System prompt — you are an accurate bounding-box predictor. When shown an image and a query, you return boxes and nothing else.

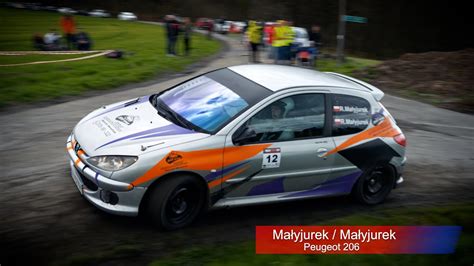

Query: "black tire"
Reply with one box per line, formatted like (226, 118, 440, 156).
(147, 174, 206, 230)
(352, 164, 396, 205)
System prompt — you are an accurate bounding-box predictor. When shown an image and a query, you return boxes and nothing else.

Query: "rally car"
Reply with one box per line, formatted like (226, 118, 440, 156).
(67, 65, 406, 230)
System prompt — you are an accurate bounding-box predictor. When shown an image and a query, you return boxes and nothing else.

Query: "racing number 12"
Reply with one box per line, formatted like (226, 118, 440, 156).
(262, 148, 281, 169)
(266, 154, 278, 163)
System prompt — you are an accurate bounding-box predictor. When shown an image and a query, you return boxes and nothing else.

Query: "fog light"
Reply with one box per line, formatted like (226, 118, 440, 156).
(100, 190, 119, 205)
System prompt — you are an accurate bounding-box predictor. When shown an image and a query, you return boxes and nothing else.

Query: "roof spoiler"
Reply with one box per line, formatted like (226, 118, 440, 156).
(324, 72, 385, 101)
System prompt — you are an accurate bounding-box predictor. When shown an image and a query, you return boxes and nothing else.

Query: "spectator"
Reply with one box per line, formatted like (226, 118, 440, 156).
(247, 20, 262, 63)
(60, 14, 76, 50)
(273, 20, 294, 64)
(75, 30, 92, 50)
(164, 15, 172, 55)
(264, 22, 275, 48)
(165, 15, 179, 56)
(309, 25, 322, 50)
(32, 33, 45, 50)
(270, 20, 282, 61)
(182, 17, 192, 56)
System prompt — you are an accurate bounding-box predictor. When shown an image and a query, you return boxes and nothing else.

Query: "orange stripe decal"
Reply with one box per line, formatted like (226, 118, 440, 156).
(77, 150, 85, 156)
(74, 158, 81, 166)
(326, 117, 401, 156)
(130, 144, 270, 187)
(208, 166, 250, 189)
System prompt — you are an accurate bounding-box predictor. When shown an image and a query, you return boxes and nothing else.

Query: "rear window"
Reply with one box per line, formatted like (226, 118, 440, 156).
(332, 94, 371, 136)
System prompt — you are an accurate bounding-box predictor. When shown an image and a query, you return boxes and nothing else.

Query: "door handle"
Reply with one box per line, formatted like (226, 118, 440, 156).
(316, 148, 328, 158)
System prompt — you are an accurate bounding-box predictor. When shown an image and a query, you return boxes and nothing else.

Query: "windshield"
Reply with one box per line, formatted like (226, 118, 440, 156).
(158, 76, 249, 133)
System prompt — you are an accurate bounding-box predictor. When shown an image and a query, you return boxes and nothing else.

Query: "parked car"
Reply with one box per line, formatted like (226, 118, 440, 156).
(67, 65, 406, 230)
(76, 9, 90, 16)
(196, 17, 212, 29)
(42, 5, 57, 12)
(231, 21, 247, 33)
(24, 2, 41, 10)
(58, 7, 77, 14)
(213, 19, 230, 34)
(89, 9, 110, 18)
(118, 12, 137, 21)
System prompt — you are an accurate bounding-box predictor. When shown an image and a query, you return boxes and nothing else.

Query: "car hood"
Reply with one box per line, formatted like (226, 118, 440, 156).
(73, 96, 209, 156)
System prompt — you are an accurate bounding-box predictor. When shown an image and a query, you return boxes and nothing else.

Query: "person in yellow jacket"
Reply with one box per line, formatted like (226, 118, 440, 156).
(247, 20, 262, 63)
(272, 20, 294, 64)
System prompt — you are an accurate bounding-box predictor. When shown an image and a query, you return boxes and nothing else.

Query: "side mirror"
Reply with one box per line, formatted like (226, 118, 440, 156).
(232, 127, 257, 145)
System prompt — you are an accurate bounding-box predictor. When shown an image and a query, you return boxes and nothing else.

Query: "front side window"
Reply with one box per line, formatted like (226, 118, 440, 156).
(238, 93, 326, 143)
(332, 94, 371, 136)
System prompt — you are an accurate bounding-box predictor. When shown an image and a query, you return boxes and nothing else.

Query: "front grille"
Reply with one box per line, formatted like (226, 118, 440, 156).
(78, 170, 98, 191)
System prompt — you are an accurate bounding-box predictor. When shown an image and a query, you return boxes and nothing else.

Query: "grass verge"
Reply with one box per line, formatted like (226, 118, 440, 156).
(315, 56, 381, 76)
(0, 7, 221, 108)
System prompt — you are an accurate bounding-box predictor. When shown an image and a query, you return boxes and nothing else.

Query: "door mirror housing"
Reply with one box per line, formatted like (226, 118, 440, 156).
(232, 126, 257, 145)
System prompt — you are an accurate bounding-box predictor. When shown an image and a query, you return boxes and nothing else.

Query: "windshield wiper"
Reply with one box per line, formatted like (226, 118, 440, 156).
(152, 94, 188, 128)
(156, 103, 188, 128)
(153, 96, 210, 134)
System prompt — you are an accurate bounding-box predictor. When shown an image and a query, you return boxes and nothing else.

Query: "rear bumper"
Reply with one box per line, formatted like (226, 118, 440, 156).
(67, 134, 145, 216)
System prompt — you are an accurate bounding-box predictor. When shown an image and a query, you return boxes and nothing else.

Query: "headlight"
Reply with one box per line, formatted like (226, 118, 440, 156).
(87, 156, 138, 171)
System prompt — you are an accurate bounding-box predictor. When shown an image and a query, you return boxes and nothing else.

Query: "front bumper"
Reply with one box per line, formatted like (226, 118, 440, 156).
(67, 134, 146, 216)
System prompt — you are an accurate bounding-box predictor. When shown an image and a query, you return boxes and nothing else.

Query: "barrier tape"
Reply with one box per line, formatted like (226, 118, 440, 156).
(0, 50, 106, 55)
(0, 50, 114, 67)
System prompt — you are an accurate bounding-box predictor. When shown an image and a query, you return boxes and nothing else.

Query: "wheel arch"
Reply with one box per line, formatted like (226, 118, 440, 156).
(351, 162, 398, 192)
(138, 170, 210, 215)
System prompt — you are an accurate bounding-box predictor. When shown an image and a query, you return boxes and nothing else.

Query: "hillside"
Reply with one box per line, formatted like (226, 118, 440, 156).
(354, 49, 474, 113)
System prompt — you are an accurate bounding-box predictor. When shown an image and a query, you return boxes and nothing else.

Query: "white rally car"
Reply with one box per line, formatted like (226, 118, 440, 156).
(67, 65, 406, 230)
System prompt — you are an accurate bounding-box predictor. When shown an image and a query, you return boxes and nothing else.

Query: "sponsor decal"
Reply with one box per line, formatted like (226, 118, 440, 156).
(325, 116, 401, 156)
(94, 116, 125, 137)
(130, 144, 271, 188)
(334, 118, 369, 127)
(166, 151, 183, 164)
(333, 106, 369, 114)
(115, 115, 139, 125)
(372, 112, 385, 126)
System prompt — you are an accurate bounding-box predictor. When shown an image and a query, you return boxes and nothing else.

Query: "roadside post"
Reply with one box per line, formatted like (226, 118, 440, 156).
(336, 0, 346, 65)
(336, 0, 368, 65)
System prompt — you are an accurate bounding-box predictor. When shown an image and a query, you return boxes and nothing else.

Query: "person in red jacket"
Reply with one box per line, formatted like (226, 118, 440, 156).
(60, 14, 76, 50)
(264, 23, 275, 46)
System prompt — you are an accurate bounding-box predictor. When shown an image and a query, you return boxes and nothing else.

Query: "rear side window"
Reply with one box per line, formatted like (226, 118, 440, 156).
(332, 94, 371, 136)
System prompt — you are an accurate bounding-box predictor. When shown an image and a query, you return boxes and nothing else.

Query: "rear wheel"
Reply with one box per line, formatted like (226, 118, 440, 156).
(147, 175, 206, 230)
(352, 165, 396, 205)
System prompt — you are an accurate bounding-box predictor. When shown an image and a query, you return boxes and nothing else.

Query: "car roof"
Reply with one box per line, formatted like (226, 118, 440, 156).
(227, 64, 384, 100)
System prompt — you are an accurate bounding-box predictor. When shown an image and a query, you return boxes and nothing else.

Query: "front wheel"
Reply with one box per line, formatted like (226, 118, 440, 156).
(352, 165, 396, 205)
(147, 175, 206, 230)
